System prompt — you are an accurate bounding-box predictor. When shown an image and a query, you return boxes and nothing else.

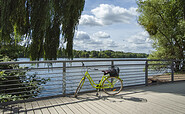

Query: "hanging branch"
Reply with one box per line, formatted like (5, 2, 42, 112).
(61, 0, 85, 59)
(0, 0, 85, 60)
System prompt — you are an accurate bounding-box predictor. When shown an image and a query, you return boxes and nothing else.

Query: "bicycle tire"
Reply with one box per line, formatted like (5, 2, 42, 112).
(74, 77, 85, 97)
(102, 76, 123, 95)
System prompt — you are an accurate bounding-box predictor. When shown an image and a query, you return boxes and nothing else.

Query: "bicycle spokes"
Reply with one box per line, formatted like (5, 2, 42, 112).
(102, 77, 123, 95)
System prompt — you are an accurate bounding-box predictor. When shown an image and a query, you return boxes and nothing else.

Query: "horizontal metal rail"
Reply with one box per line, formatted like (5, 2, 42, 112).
(0, 59, 179, 65)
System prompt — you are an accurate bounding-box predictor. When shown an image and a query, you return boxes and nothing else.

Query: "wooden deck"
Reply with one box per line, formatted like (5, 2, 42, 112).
(1, 81, 185, 114)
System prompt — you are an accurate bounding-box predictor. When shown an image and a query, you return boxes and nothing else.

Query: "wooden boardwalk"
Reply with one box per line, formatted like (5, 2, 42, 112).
(1, 82, 185, 114)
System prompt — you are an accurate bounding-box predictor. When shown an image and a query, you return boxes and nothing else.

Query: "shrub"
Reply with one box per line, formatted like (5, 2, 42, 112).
(0, 55, 50, 103)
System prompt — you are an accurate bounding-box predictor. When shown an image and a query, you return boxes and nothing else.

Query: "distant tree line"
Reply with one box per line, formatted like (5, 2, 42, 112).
(0, 45, 148, 59)
(58, 49, 148, 58)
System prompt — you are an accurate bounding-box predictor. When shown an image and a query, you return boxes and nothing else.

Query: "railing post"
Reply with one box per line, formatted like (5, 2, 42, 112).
(145, 61, 148, 86)
(111, 60, 114, 68)
(171, 61, 174, 82)
(62, 62, 66, 95)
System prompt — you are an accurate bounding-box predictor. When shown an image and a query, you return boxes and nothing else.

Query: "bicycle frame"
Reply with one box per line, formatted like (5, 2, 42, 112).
(82, 70, 109, 89)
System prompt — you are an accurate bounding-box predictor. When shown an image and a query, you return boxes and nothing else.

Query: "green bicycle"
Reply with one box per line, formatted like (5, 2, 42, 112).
(74, 63, 123, 97)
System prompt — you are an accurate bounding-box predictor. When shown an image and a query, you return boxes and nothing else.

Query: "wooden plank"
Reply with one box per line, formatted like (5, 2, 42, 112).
(90, 95, 128, 114)
(59, 97, 81, 114)
(74, 97, 100, 114)
(78, 94, 107, 114)
(162, 94, 185, 104)
(86, 92, 146, 114)
(77, 94, 104, 114)
(25, 102, 34, 114)
(48, 98, 66, 114)
(53, 97, 74, 114)
(18, 103, 27, 114)
(41, 99, 58, 114)
(151, 92, 185, 105)
(31, 101, 43, 114)
(93, 99, 121, 114)
(117, 90, 170, 114)
(37, 100, 51, 114)
(67, 96, 91, 114)
(0, 105, 3, 114)
(11, 104, 19, 114)
(121, 96, 164, 114)
(2, 105, 12, 114)
(94, 92, 136, 114)
(96, 95, 139, 114)
(99, 99, 130, 114)
(123, 91, 180, 113)
(83, 94, 113, 113)
(71, 95, 100, 113)
(145, 92, 185, 113)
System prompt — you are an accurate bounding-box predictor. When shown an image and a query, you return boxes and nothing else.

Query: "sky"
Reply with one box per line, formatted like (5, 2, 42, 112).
(73, 0, 154, 54)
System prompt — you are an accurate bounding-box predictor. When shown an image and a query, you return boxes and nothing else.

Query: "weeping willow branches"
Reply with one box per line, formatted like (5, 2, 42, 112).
(0, 0, 85, 60)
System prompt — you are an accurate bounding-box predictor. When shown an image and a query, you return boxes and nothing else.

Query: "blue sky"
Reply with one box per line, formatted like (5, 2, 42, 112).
(73, 0, 154, 54)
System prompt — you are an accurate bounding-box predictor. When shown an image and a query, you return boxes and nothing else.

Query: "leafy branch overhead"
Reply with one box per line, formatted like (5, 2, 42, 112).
(137, 0, 185, 60)
(0, 0, 85, 60)
(137, 0, 185, 71)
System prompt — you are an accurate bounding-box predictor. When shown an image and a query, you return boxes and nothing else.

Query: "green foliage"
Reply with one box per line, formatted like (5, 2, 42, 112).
(0, 94, 23, 103)
(19, 47, 148, 58)
(137, 0, 185, 60)
(62, 0, 85, 59)
(0, 0, 85, 60)
(0, 44, 24, 60)
(58, 50, 148, 58)
(137, 0, 185, 71)
(0, 55, 50, 103)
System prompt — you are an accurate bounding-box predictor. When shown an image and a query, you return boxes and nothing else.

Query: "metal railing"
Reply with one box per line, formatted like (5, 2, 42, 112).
(0, 59, 185, 103)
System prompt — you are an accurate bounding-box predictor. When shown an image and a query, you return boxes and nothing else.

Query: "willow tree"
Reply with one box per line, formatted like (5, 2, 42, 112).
(0, 0, 85, 60)
(137, 0, 185, 71)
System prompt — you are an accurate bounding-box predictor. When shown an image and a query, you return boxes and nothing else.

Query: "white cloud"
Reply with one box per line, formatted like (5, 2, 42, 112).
(75, 31, 90, 40)
(79, 4, 138, 26)
(91, 4, 137, 25)
(79, 15, 102, 26)
(74, 31, 153, 53)
(93, 31, 110, 38)
(123, 31, 154, 53)
(127, 31, 150, 44)
(74, 30, 154, 53)
(74, 31, 120, 51)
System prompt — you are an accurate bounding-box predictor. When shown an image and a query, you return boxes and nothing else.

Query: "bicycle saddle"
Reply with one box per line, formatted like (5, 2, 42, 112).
(102, 70, 111, 75)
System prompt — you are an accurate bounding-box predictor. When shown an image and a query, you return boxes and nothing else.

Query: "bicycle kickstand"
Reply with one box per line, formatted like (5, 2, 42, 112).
(96, 88, 99, 96)
(96, 80, 103, 98)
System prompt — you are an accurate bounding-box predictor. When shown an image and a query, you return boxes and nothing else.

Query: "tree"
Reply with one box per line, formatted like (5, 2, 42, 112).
(0, 0, 85, 60)
(137, 0, 185, 71)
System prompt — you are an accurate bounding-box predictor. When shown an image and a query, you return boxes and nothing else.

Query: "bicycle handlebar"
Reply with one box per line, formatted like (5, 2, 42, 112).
(81, 62, 99, 71)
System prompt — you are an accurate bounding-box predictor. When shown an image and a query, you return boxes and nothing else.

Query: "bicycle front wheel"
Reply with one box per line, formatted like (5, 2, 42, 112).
(102, 77, 123, 95)
(74, 77, 85, 97)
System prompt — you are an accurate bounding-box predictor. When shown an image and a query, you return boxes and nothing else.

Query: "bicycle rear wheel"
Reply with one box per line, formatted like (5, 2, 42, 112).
(74, 77, 85, 97)
(102, 77, 123, 95)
